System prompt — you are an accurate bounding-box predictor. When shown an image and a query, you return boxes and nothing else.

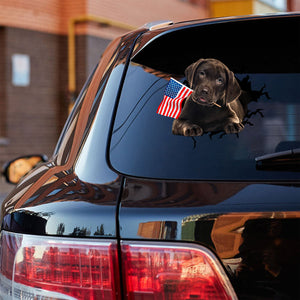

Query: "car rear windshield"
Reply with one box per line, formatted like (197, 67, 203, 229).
(109, 16, 300, 180)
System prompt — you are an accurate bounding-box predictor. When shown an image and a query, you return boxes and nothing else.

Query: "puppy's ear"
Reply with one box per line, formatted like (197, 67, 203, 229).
(185, 58, 205, 88)
(225, 70, 241, 103)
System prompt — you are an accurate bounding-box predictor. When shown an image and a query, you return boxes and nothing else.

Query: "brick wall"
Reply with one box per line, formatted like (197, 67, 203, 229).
(0, 0, 207, 36)
(291, 0, 300, 10)
(0, 28, 6, 140)
(85, 0, 207, 27)
(76, 35, 111, 96)
(0, 27, 66, 163)
(0, 0, 62, 34)
(0, 26, 126, 166)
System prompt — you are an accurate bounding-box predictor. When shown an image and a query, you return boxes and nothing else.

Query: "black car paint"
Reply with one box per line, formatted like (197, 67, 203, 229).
(1, 14, 300, 299)
(2, 174, 300, 298)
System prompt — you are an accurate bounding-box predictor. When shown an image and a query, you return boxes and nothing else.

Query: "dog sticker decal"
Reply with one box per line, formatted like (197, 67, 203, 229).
(157, 58, 253, 137)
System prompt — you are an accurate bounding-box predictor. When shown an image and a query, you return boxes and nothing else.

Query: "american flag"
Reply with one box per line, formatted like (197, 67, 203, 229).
(157, 78, 193, 119)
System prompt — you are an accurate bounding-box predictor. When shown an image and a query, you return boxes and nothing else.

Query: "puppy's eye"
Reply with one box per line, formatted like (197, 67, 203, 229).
(199, 71, 205, 77)
(216, 77, 224, 84)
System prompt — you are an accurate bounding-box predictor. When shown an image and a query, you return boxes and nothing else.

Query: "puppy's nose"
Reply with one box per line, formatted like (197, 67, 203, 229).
(202, 88, 209, 94)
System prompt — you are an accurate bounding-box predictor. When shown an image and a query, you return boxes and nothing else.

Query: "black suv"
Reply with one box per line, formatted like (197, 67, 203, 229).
(1, 14, 300, 300)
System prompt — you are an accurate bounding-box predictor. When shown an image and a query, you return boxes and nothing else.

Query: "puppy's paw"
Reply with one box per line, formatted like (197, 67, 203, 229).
(224, 122, 244, 134)
(172, 120, 203, 136)
(182, 124, 203, 136)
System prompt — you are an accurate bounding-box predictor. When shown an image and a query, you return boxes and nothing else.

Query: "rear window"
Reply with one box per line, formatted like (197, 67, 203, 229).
(109, 16, 300, 180)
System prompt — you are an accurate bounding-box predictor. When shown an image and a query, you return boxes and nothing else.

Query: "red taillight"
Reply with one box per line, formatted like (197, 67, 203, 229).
(121, 242, 237, 300)
(0, 231, 121, 300)
(0, 232, 236, 300)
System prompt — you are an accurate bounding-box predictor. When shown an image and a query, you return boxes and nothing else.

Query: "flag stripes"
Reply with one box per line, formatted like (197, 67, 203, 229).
(157, 78, 193, 119)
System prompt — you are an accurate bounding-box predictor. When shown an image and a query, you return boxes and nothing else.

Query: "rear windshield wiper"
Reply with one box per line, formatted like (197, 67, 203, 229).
(255, 148, 300, 171)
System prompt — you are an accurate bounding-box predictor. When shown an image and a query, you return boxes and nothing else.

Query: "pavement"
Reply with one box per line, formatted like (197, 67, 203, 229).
(0, 178, 14, 206)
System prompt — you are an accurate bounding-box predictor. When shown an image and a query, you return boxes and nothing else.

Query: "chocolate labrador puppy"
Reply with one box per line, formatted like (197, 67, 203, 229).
(172, 58, 245, 136)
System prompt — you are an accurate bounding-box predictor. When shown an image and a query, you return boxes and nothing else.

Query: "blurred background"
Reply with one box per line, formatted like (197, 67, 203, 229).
(0, 0, 299, 197)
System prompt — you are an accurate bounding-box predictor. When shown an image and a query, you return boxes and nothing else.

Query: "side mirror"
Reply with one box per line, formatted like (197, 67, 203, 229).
(2, 154, 48, 184)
